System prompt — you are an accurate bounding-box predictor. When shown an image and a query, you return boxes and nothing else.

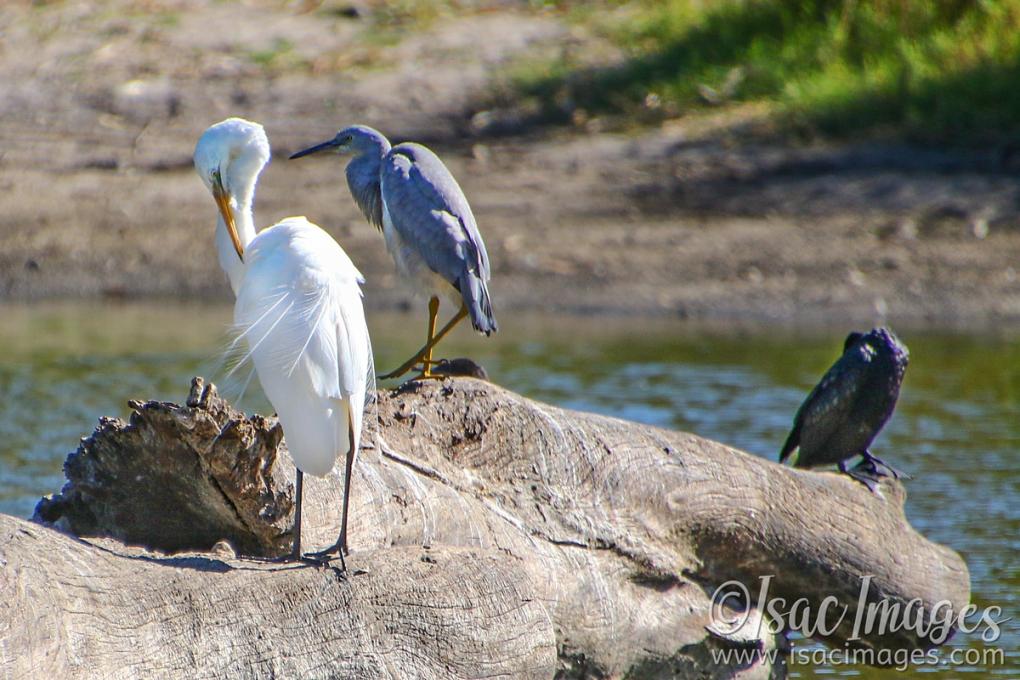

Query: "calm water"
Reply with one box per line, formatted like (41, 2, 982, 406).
(0, 303, 1016, 677)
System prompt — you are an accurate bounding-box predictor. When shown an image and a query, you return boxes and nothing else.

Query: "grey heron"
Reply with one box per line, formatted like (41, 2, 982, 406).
(290, 125, 496, 379)
(779, 327, 909, 491)
(195, 118, 374, 565)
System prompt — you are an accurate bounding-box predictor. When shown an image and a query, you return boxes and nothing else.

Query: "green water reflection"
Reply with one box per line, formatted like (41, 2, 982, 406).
(0, 302, 1016, 678)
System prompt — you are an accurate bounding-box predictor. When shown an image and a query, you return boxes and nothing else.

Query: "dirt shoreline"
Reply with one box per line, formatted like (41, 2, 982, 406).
(1, 1, 1018, 325)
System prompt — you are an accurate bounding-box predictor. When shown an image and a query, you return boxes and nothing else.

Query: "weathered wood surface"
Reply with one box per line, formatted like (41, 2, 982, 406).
(0, 524, 555, 679)
(5, 377, 970, 679)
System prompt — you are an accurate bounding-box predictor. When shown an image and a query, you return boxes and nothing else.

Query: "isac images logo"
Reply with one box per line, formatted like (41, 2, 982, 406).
(707, 575, 1010, 671)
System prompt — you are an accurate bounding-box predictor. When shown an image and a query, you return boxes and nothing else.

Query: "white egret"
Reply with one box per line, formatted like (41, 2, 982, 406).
(194, 118, 373, 565)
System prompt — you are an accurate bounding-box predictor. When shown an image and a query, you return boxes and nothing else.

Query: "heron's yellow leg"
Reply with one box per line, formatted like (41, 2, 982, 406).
(421, 297, 441, 378)
(380, 303, 469, 380)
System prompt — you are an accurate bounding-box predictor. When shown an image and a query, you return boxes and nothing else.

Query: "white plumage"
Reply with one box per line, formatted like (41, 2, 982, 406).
(194, 118, 372, 561)
(235, 217, 370, 475)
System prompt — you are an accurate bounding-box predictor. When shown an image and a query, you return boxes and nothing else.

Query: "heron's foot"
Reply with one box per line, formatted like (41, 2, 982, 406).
(382, 305, 469, 379)
(410, 370, 449, 381)
(429, 357, 489, 380)
(412, 358, 464, 381)
(380, 355, 437, 380)
(379, 366, 409, 380)
(859, 451, 911, 480)
(838, 461, 881, 493)
(382, 356, 446, 381)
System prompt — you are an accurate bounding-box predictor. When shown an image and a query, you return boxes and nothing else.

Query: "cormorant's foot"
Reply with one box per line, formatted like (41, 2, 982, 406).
(839, 460, 881, 493)
(852, 459, 878, 477)
(860, 452, 911, 480)
(843, 467, 881, 493)
(888, 466, 911, 480)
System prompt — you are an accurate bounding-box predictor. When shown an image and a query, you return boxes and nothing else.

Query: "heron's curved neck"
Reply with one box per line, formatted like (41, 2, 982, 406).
(215, 191, 257, 296)
(347, 144, 389, 231)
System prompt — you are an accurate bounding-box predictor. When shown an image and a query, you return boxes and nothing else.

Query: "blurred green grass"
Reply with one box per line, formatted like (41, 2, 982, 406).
(498, 0, 1020, 144)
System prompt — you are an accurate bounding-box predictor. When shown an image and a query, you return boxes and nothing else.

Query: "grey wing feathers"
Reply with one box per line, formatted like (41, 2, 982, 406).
(382, 144, 497, 334)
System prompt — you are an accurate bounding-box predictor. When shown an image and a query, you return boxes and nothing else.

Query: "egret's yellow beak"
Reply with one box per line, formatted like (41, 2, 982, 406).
(212, 174, 244, 261)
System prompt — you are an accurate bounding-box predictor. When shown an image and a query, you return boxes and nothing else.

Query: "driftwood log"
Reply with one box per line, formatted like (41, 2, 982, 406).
(5, 377, 969, 678)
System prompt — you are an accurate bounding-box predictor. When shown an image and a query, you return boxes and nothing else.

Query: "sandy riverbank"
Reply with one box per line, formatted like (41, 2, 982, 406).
(2, 1, 1017, 325)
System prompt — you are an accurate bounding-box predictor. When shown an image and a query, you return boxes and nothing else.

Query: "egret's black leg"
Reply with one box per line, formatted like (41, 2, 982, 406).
(291, 469, 304, 560)
(860, 450, 910, 480)
(305, 424, 356, 573)
(334, 425, 356, 572)
(839, 460, 879, 493)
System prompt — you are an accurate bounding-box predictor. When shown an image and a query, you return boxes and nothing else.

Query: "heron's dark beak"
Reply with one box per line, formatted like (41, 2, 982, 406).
(289, 138, 340, 160)
(212, 174, 244, 261)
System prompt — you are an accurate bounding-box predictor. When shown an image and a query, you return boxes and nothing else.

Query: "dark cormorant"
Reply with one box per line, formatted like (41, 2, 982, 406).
(779, 327, 909, 491)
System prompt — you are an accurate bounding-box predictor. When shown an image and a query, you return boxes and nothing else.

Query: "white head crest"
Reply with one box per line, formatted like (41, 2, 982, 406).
(193, 117, 271, 200)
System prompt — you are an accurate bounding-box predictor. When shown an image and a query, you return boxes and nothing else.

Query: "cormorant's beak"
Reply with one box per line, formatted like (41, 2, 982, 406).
(289, 137, 341, 160)
(212, 173, 244, 261)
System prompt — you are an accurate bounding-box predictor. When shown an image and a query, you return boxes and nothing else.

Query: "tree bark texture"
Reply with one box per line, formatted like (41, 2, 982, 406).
(4, 376, 969, 679)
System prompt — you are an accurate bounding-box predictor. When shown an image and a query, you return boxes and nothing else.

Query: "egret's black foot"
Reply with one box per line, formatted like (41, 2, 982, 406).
(304, 542, 348, 572)
(298, 553, 344, 570)
(254, 551, 302, 564)
(259, 547, 326, 565)
(839, 461, 881, 493)
(860, 451, 911, 480)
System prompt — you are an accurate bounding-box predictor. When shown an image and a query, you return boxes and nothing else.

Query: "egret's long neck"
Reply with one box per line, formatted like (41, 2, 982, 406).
(216, 188, 258, 296)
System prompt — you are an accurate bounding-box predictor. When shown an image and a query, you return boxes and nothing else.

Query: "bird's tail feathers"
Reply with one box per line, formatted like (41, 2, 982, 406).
(778, 423, 801, 465)
(461, 272, 497, 336)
